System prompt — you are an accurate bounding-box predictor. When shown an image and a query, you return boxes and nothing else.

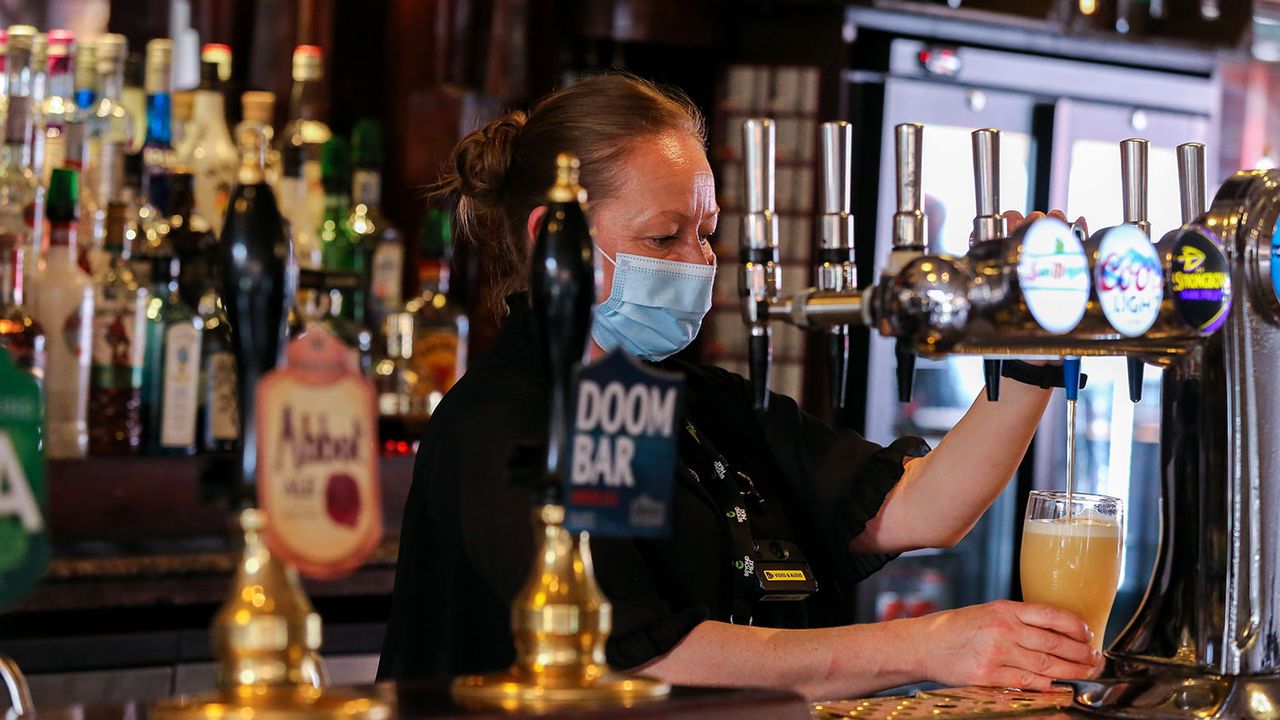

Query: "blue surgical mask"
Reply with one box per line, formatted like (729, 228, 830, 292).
(591, 249, 716, 361)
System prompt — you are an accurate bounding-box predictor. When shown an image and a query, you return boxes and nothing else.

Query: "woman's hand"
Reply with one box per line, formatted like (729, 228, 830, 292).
(905, 600, 1103, 691)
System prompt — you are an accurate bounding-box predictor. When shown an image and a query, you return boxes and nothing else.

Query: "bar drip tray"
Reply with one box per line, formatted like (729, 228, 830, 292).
(1061, 673, 1280, 719)
(812, 686, 1072, 718)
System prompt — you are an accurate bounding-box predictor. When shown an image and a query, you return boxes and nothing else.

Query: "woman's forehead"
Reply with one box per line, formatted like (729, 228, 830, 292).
(608, 132, 717, 219)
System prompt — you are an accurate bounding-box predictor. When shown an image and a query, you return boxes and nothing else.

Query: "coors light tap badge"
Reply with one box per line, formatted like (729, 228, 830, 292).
(0, 347, 49, 608)
(256, 325, 382, 578)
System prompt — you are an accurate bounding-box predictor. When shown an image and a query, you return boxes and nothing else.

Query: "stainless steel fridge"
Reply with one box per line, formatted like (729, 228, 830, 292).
(846, 36, 1217, 643)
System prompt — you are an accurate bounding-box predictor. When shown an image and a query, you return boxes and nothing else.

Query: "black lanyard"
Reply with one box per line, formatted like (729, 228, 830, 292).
(681, 421, 817, 624)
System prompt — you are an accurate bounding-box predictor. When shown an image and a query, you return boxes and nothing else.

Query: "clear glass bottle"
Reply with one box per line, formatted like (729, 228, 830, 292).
(177, 58, 237, 236)
(41, 30, 79, 186)
(236, 90, 279, 187)
(88, 200, 148, 454)
(277, 142, 321, 269)
(280, 45, 330, 237)
(0, 236, 45, 384)
(141, 39, 175, 210)
(2, 27, 39, 281)
(348, 118, 403, 335)
(140, 198, 203, 456)
(27, 168, 94, 458)
(87, 34, 135, 237)
(73, 37, 95, 110)
(319, 138, 362, 321)
(27, 31, 47, 178)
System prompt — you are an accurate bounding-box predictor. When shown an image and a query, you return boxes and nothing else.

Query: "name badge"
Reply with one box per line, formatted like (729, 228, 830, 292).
(257, 326, 382, 579)
(0, 347, 49, 609)
(562, 350, 683, 538)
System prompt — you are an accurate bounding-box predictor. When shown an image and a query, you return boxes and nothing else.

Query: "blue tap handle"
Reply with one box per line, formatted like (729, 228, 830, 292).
(1063, 357, 1082, 402)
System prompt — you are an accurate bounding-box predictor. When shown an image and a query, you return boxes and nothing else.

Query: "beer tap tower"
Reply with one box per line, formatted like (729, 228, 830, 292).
(735, 115, 1280, 718)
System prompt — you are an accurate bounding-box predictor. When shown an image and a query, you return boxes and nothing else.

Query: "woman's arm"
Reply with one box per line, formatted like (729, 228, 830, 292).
(853, 379, 1052, 554)
(639, 600, 1101, 700)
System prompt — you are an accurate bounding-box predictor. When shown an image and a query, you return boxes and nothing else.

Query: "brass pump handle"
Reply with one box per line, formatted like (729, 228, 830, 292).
(1177, 142, 1207, 224)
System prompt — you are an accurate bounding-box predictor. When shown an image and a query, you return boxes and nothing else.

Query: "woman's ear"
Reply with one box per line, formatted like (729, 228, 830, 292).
(526, 205, 548, 248)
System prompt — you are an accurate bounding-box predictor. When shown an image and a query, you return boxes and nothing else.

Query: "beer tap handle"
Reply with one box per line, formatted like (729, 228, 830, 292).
(741, 118, 780, 411)
(1177, 142, 1206, 224)
(972, 128, 1005, 402)
(220, 126, 291, 506)
(1121, 138, 1149, 404)
(818, 121, 856, 410)
(1064, 357, 1082, 402)
(530, 154, 595, 497)
(891, 123, 925, 403)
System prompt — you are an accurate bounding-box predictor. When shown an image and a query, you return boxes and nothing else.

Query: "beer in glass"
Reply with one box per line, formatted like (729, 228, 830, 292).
(1020, 491, 1124, 650)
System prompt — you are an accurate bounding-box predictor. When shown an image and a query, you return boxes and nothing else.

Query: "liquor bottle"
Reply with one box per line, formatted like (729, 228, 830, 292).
(171, 89, 192, 149)
(73, 37, 95, 109)
(296, 284, 372, 376)
(280, 45, 331, 234)
(202, 43, 232, 85)
(0, 233, 45, 382)
(319, 138, 362, 321)
(2, 27, 39, 279)
(41, 30, 78, 185)
(27, 169, 94, 458)
(140, 193, 203, 456)
(236, 90, 279, 186)
(348, 118, 403, 334)
(177, 58, 237, 235)
(88, 200, 147, 454)
(375, 204, 468, 431)
(196, 266, 238, 453)
(166, 171, 216, 311)
(86, 34, 135, 233)
(141, 39, 175, 209)
(121, 51, 146, 155)
(278, 143, 320, 268)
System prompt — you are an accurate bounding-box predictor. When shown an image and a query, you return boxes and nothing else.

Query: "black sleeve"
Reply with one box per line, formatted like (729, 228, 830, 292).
(450, 407, 708, 671)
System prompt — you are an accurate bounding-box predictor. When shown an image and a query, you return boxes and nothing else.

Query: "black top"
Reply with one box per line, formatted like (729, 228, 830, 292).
(377, 295, 927, 680)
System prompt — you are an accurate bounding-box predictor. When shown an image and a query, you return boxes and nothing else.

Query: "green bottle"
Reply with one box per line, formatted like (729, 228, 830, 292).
(319, 137, 362, 321)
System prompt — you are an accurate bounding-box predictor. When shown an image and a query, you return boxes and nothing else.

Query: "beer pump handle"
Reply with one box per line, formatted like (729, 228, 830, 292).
(972, 128, 1005, 402)
(1120, 138, 1150, 404)
(741, 118, 780, 411)
(1177, 142, 1207, 224)
(220, 126, 291, 505)
(892, 123, 925, 403)
(818, 121, 856, 410)
(530, 154, 595, 498)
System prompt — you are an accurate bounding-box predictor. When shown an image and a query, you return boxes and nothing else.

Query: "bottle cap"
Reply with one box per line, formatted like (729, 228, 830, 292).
(200, 42, 232, 82)
(47, 29, 72, 57)
(144, 38, 173, 94)
(292, 45, 323, 82)
(31, 32, 45, 68)
(74, 39, 96, 88)
(241, 90, 276, 123)
(46, 168, 80, 223)
(351, 118, 383, 170)
(6, 25, 34, 53)
(94, 34, 126, 71)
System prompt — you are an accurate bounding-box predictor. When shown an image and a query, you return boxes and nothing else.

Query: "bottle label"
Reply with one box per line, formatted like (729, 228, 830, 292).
(91, 292, 145, 377)
(5, 96, 30, 145)
(412, 329, 464, 396)
(207, 350, 239, 441)
(352, 170, 381, 207)
(0, 347, 50, 609)
(160, 322, 202, 448)
(370, 243, 404, 311)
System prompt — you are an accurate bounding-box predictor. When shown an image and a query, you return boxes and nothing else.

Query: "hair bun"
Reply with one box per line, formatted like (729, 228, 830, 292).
(454, 110, 528, 205)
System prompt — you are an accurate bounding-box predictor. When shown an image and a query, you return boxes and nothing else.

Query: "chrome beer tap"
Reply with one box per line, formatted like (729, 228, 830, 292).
(970, 128, 1006, 401)
(739, 118, 781, 411)
(1121, 138, 1151, 403)
(817, 121, 857, 410)
(887, 123, 927, 402)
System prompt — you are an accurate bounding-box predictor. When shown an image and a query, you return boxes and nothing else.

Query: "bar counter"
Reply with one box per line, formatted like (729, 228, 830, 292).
(29, 682, 1086, 719)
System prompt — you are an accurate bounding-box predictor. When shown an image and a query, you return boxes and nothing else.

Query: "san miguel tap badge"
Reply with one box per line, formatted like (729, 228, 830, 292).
(562, 350, 683, 538)
(0, 347, 49, 609)
(256, 325, 382, 578)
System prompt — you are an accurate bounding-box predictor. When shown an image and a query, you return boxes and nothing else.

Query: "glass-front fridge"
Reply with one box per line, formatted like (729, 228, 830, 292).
(845, 38, 1217, 631)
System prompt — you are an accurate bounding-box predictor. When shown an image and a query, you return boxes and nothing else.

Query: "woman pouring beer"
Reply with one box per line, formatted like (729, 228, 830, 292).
(378, 73, 1102, 699)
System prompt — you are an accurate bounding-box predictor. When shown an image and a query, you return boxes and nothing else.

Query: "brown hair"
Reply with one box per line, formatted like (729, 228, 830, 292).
(435, 72, 706, 316)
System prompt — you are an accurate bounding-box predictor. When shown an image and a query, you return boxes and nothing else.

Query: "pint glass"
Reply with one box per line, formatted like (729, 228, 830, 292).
(1019, 491, 1124, 650)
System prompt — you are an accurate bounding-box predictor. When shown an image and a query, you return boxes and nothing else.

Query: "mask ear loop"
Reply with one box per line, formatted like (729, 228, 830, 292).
(595, 244, 619, 268)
